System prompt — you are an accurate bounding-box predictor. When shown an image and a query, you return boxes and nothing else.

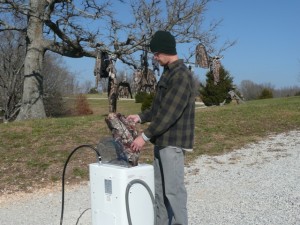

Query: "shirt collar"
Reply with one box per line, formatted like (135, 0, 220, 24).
(164, 59, 183, 71)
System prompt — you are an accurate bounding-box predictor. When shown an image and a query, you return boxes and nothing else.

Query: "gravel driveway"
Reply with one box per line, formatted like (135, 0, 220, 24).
(1, 130, 300, 225)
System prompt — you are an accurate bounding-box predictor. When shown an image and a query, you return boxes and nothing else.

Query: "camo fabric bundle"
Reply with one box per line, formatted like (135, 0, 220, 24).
(105, 113, 139, 166)
(195, 43, 209, 69)
(94, 51, 110, 81)
(211, 58, 221, 85)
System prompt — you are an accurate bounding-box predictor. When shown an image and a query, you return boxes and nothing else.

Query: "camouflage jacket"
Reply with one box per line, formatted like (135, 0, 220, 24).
(105, 113, 139, 166)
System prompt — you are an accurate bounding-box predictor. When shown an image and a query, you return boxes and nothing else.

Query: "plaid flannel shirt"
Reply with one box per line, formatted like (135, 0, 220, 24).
(139, 59, 195, 149)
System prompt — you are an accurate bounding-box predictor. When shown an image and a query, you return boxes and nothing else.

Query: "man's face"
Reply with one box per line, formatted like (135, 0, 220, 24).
(153, 52, 169, 66)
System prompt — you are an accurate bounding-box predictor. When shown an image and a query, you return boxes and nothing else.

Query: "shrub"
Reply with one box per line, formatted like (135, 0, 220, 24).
(258, 88, 273, 99)
(88, 87, 98, 94)
(141, 93, 155, 112)
(135, 92, 149, 103)
(74, 94, 93, 115)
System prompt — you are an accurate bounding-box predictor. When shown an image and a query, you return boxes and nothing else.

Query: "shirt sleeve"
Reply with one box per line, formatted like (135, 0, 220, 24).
(138, 107, 153, 123)
(141, 132, 151, 141)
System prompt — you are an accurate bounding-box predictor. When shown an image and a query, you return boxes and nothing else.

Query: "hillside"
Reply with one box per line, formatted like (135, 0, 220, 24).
(0, 96, 299, 195)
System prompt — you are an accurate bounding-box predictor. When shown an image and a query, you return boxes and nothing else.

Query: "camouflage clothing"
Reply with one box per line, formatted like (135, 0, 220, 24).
(105, 113, 139, 166)
(139, 59, 195, 149)
(107, 61, 118, 112)
(211, 58, 221, 85)
(94, 51, 110, 84)
(195, 43, 209, 69)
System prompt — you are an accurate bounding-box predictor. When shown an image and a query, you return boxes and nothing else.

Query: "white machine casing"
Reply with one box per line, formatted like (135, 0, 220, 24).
(89, 163, 155, 225)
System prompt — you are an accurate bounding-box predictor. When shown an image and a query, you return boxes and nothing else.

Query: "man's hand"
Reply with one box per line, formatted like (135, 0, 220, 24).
(130, 135, 145, 152)
(127, 114, 141, 123)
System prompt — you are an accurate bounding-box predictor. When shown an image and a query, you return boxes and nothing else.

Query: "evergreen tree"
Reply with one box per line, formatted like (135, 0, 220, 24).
(200, 66, 234, 106)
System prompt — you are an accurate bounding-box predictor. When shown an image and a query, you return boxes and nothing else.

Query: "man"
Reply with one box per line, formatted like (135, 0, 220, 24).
(128, 30, 195, 225)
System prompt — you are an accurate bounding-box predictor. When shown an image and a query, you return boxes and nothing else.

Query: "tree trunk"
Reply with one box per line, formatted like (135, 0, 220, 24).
(16, 50, 46, 120)
(16, 0, 46, 120)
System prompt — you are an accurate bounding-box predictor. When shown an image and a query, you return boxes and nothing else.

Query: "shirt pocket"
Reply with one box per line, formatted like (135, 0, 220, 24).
(157, 80, 168, 101)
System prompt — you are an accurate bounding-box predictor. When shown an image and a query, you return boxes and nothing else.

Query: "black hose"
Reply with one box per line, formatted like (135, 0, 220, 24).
(59, 144, 101, 225)
(125, 179, 156, 225)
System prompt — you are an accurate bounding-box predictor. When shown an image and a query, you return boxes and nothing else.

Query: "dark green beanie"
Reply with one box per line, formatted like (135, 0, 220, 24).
(150, 31, 177, 55)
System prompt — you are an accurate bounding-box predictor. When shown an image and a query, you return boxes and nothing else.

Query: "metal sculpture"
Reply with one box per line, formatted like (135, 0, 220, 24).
(118, 80, 133, 99)
(228, 90, 244, 104)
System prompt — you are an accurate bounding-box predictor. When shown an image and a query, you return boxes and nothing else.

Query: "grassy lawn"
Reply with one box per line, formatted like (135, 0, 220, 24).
(0, 96, 299, 195)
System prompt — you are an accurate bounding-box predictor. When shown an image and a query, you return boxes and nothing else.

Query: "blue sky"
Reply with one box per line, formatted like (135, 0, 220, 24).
(203, 0, 300, 88)
(64, 0, 300, 89)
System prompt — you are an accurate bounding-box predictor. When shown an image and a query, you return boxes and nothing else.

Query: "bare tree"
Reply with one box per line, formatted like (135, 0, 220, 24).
(0, 34, 79, 121)
(42, 53, 79, 117)
(239, 80, 260, 100)
(0, 0, 231, 120)
(80, 80, 94, 94)
(0, 30, 25, 122)
(239, 80, 276, 100)
(43, 54, 78, 96)
(273, 86, 300, 98)
(98, 78, 108, 94)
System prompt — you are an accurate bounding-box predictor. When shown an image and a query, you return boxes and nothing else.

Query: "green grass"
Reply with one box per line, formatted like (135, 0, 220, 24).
(188, 96, 300, 161)
(0, 96, 299, 194)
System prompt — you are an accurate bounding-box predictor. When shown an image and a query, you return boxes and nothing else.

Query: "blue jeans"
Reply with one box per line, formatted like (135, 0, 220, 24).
(154, 146, 188, 225)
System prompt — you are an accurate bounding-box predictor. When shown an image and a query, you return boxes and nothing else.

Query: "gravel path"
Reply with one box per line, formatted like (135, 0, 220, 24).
(1, 130, 300, 225)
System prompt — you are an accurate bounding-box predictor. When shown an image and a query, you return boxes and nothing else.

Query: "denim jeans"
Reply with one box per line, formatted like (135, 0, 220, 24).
(154, 146, 188, 225)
